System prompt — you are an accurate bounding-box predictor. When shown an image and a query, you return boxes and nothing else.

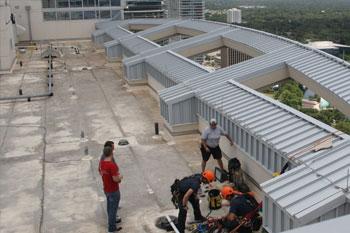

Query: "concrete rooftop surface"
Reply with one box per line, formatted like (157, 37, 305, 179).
(0, 40, 231, 233)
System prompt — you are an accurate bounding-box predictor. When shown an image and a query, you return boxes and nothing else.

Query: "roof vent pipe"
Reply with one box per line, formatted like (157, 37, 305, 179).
(25, 6, 32, 42)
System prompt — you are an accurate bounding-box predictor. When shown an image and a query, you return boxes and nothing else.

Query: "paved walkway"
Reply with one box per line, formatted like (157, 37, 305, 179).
(0, 41, 229, 233)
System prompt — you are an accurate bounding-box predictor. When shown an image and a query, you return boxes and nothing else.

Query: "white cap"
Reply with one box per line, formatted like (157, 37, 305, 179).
(210, 118, 217, 125)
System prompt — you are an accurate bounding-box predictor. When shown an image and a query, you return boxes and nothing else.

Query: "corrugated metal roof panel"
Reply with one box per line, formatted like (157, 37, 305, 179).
(176, 20, 230, 33)
(146, 51, 211, 84)
(121, 36, 160, 55)
(262, 140, 350, 223)
(222, 28, 293, 53)
(287, 51, 350, 105)
(196, 79, 349, 157)
(106, 26, 133, 40)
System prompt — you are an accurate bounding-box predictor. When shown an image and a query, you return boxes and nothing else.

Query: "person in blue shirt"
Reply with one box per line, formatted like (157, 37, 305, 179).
(220, 187, 259, 233)
(177, 171, 215, 233)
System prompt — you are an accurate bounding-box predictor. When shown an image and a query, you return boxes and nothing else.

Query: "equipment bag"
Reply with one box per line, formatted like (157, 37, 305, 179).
(207, 189, 222, 210)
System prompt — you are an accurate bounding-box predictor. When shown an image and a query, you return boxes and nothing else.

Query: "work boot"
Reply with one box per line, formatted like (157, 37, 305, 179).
(115, 216, 122, 223)
(194, 216, 207, 223)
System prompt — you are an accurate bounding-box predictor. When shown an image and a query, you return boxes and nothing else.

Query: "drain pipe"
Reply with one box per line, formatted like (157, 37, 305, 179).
(0, 48, 54, 101)
(25, 5, 32, 42)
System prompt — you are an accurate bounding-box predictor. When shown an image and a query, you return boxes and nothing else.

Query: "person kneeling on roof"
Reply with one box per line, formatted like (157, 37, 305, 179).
(220, 187, 262, 233)
(177, 170, 215, 233)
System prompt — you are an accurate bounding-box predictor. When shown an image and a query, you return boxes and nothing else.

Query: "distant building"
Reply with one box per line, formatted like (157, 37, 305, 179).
(307, 41, 350, 55)
(0, 0, 16, 72)
(227, 8, 241, 24)
(124, 0, 165, 19)
(9, 0, 124, 41)
(168, 0, 204, 19)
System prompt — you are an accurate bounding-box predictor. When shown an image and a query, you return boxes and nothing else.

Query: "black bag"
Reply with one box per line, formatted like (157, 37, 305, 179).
(251, 214, 262, 231)
(170, 179, 180, 208)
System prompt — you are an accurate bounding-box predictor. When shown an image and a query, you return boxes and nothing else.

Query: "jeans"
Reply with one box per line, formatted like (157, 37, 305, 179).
(177, 193, 202, 233)
(104, 190, 120, 232)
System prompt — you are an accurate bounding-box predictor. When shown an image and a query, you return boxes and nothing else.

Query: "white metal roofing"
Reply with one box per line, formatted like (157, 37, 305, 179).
(145, 50, 212, 84)
(120, 36, 160, 55)
(222, 28, 294, 54)
(287, 50, 350, 105)
(261, 139, 350, 224)
(105, 26, 133, 40)
(281, 214, 350, 233)
(180, 45, 307, 90)
(196, 79, 349, 156)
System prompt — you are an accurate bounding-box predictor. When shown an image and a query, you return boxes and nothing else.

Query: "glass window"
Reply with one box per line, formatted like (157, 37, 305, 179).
(43, 12, 57, 20)
(56, 0, 69, 8)
(96, 10, 100, 19)
(57, 11, 70, 20)
(71, 11, 83, 19)
(83, 0, 95, 7)
(111, 10, 121, 19)
(42, 0, 56, 8)
(70, 0, 82, 7)
(99, 0, 110, 6)
(84, 11, 96, 19)
(100, 10, 110, 19)
(110, 0, 120, 6)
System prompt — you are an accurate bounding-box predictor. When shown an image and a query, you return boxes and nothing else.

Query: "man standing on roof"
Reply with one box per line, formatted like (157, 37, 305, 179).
(100, 141, 116, 164)
(201, 118, 233, 172)
(100, 141, 122, 224)
(220, 187, 260, 233)
(177, 171, 215, 233)
(99, 146, 123, 232)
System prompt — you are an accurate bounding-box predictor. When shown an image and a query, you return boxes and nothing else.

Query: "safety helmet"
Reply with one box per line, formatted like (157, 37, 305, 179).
(202, 170, 215, 183)
(221, 187, 241, 199)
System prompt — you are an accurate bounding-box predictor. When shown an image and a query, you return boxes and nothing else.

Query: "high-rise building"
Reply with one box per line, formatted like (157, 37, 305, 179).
(124, 0, 165, 19)
(0, 0, 16, 72)
(168, 0, 204, 19)
(227, 8, 241, 24)
(9, 0, 125, 41)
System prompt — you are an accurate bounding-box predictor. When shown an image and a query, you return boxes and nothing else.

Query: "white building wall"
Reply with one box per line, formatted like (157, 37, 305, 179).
(227, 8, 241, 24)
(9, 0, 124, 41)
(0, 0, 16, 72)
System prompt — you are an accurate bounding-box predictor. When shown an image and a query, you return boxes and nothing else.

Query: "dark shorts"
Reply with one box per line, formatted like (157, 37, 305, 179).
(200, 144, 222, 161)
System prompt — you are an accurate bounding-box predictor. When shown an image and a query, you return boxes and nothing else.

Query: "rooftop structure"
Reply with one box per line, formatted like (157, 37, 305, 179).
(92, 18, 350, 232)
(167, 0, 204, 19)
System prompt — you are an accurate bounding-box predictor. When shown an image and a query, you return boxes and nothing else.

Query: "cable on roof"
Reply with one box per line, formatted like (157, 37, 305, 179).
(280, 130, 345, 174)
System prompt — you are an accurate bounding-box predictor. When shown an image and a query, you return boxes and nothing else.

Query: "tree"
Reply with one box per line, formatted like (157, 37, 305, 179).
(334, 121, 350, 134)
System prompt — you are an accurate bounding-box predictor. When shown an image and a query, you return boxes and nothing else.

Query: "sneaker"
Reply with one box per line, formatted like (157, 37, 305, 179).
(194, 216, 207, 223)
(115, 216, 122, 224)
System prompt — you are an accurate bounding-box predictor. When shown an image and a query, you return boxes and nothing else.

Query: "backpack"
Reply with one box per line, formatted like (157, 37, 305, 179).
(170, 179, 180, 209)
(170, 174, 198, 209)
(243, 193, 262, 231)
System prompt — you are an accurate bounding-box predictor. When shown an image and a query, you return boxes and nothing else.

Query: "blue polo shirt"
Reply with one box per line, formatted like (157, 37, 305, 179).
(229, 195, 255, 217)
(179, 174, 201, 194)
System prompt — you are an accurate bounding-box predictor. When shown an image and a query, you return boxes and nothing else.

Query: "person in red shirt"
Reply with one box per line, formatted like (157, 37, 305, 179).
(99, 146, 123, 232)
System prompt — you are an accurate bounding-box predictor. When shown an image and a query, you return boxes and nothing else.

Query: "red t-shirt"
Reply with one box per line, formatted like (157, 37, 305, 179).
(99, 160, 120, 193)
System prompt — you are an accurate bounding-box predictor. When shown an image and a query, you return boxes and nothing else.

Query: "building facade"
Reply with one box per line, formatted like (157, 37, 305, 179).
(10, 0, 124, 41)
(0, 0, 16, 72)
(124, 0, 164, 19)
(168, 0, 204, 19)
(227, 8, 241, 24)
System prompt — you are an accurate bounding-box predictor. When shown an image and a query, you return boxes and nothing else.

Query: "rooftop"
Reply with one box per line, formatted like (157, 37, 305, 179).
(0, 41, 231, 232)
